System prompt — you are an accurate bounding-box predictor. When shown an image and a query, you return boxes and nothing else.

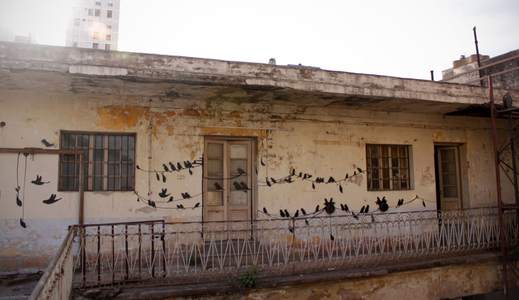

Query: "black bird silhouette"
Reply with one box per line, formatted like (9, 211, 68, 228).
(343, 204, 349, 212)
(298, 172, 303, 178)
(261, 158, 266, 166)
(181, 192, 191, 199)
(148, 200, 156, 208)
(168, 196, 174, 203)
(239, 182, 249, 191)
(330, 234, 335, 241)
(301, 208, 307, 215)
(237, 168, 246, 175)
(294, 210, 299, 218)
(324, 198, 336, 215)
(270, 177, 278, 183)
(214, 182, 223, 190)
(177, 162, 183, 170)
(312, 183, 316, 190)
(397, 198, 404, 207)
(15, 186, 20, 193)
(284, 209, 290, 218)
(155, 173, 160, 181)
(280, 209, 286, 218)
(285, 177, 293, 183)
(340, 203, 345, 211)
(315, 205, 320, 212)
(339, 185, 343, 193)
(266, 178, 272, 187)
(288, 227, 294, 233)
(188, 168, 193, 175)
(263, 207, 268, 214)
(365, 205, 370, 213)
(353, 171, 357, 176)
(376, 196, 389, 212)
(233, 181, 242, 190)
(43, 194, 62, 204)
(327, 177, 336, 183)
(422, 200, 426, 207)
(20, 218, 27, 228)
(31, 175, 49, 185)
(41, 139, 54, 147)
(162, 173, 167, 183)
(16, 195, 22, 207)
(357, 168, 363, 173)
(305, 219, 309, 225)
(163, 164, 170, 172)
(360, 205, 366, 214)
(177, 204, 184, 209)
(169, 162, 177, 171)
(159, 188, 170, 198)
(291, 168, 296, 176)
(193, 202, 200, 209)
(136, 165, 141, 170)
(345, 173, 349, 179)
(184, 161, 193, 169)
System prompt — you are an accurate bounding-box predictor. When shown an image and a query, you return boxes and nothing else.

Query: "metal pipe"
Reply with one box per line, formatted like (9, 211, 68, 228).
(488, 76, 510, 297)
(430, 70, 434, 81)
(473, 26, 483, 86)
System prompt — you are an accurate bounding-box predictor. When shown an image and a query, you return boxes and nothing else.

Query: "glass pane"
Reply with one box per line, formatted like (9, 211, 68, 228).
(207, 192, 223, 206)
(444, 186, 458, 198)
(230, 191, 248, 205)
(230, 144, 247, 159)
(207, 143, 223, 159)
(207, 159, 223, 177)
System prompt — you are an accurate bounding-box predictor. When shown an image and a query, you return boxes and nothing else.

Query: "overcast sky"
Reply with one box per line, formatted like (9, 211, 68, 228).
(0, 0, 518, 79)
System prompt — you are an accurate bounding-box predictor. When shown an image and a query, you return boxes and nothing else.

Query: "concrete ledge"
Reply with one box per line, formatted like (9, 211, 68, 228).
(75, 252, 510, 299)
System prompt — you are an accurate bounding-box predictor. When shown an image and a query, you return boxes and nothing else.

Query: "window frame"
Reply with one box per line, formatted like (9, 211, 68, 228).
(58, 130, 137, 192)
(366, 144, 412, 191)
(107, 10, 112, 18)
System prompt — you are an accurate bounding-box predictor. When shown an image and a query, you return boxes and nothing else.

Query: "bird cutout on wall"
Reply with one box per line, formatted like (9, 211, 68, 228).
(237, 168, 246, 175)
(288, 227, 294, 233)
(214, 182, 223, 190)
(315, 205, 320, 212)
(233, 181, 242, 190)
(148, 200, 156, 208)
(330, 234, 335, 241)
(376, 196, 389, 212)
(263, 207, 268, 215)
(169, 162, 177, 171)
(177, 204, 185, 209)
(239, 182, 249, 192)
(181, 192, 191, 199)
(19, 218, 27, 228)
(31, 175, 50, 185)
(266, 178, 272, 187)
(280, 209, 286, 218)
(301, 208, 307, 215)
(162, 173, 167, 183)
(168, 196, 174, 203)
(135, 158, 202, 175)
(323, 198, 336, 215)
(43, 194, 62, 205)
(162, 164, 170, 172)
(16, 195, 22, 207)
(158, 188, 170, 198)
(284, 209, 290, 218)
(260, 158, 266, 166)
(294, 210, 299, 218)
(41, 139, 54, 147)
(155, 172, 160, 181)
(360, 205, 366, 214)
(397, 198, 404, 207)
(339, 185, 343, 193)
(193, 202, 200, 209)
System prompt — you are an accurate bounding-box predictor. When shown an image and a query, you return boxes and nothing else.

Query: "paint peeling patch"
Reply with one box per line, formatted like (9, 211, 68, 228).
(420, 166, 435, 186)
(96, 105, 149, 130)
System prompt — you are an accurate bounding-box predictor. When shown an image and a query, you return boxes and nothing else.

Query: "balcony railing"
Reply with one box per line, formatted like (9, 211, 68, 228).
(71, 207, 518, 288)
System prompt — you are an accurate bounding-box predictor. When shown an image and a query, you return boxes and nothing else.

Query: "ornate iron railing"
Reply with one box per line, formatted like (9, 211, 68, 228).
(29, 227, 76, 300)
(73, 207, 518, 288)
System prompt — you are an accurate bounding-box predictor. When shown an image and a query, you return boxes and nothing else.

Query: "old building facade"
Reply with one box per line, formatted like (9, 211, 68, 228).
(1, 42, 518, 298)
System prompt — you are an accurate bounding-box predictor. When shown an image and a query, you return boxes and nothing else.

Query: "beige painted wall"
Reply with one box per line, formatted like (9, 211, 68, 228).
(0, 88, 512, 270)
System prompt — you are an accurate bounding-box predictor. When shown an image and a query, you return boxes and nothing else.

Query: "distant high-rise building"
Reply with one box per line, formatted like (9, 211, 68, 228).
(65, 0, 120, 51)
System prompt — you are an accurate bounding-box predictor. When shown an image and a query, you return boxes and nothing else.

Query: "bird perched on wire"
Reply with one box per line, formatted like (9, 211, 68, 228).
(158, 188, 170, 198)
(31, 175, 50, 185)
(41, 139, 54, 147)
(43, 194, 62, 204)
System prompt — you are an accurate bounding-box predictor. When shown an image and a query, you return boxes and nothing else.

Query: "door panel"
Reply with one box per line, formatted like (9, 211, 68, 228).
(436, 146, 462, 210)
(203, 139, 254, 229)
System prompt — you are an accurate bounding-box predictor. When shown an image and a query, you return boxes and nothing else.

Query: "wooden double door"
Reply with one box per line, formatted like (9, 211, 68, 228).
(203, 138, 255, 224)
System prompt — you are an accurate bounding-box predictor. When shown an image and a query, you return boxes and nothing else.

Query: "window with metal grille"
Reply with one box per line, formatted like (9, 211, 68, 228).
(366, 144, 411, 191)
(59, 131, 135, 191)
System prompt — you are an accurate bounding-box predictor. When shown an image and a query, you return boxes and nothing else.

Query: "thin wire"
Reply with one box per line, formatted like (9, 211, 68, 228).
(21, 155, 28, 219)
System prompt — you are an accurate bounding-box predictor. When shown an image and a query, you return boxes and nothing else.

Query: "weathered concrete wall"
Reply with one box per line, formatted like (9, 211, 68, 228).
(0, 83, 512, 271)
(186, 260, 506, 300)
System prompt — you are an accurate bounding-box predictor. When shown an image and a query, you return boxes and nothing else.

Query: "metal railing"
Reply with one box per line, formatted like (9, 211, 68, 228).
(73, 207, 518, 288)
(29, 227, 76, 300)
